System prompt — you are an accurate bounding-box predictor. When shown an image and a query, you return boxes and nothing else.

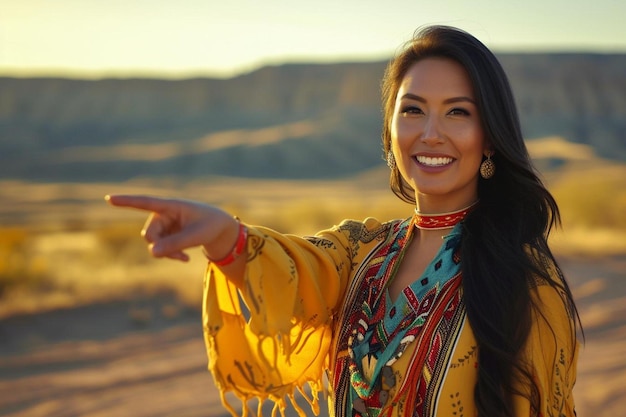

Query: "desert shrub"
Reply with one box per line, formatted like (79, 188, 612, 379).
(0, 227, 49, 296)
(221, 195, 408, 236)
(552, 173, 626, 229)
(93, 222, 151, 263)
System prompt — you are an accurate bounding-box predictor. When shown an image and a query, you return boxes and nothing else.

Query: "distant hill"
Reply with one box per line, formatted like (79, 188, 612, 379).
(0, 53, 624, 182)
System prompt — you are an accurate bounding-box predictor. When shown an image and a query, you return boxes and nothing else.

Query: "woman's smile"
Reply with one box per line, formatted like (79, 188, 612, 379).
(414, 154, 455, 167)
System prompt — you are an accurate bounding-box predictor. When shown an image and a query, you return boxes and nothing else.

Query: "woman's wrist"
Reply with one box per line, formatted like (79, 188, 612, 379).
(203, 217, 247, 267)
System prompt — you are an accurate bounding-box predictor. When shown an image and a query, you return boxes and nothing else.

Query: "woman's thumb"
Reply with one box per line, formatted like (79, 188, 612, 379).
(149, 230, 196, 258)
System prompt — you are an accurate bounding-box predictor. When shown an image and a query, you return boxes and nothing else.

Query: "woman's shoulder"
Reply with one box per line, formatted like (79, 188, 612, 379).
(321, 217, 409, 245)
(335, 217, 406, 238)
(306, 217, 409, 254)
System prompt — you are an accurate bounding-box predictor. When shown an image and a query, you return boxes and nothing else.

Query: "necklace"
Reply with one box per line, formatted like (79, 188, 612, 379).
(413, 201, 478, 230)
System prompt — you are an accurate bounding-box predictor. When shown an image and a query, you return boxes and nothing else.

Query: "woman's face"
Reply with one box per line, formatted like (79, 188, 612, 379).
(390, 57, 489, 210)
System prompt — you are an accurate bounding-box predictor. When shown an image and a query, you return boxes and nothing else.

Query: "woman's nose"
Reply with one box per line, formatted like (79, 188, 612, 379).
(420, 116, 444, 144)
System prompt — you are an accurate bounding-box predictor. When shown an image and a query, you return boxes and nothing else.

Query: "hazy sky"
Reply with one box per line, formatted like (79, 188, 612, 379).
(1, 0, 625, 78)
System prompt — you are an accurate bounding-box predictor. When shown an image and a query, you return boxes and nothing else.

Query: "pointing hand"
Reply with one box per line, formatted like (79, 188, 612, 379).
(105, 194, 240, 263)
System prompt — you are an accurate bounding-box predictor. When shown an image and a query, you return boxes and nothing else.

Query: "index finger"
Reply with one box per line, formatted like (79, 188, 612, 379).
(105, 194, 179, 213)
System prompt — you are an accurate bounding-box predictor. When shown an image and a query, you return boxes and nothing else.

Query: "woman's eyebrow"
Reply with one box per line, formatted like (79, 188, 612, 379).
(400, 93, 476, 104)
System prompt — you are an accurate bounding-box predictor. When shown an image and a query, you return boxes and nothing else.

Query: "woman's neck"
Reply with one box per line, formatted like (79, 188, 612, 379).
(414, 193, 479, 215)
(411, 197, 478, 241)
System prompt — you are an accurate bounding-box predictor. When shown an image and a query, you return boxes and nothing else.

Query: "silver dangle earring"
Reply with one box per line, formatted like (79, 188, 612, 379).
(386, 151, 396, 169)
(480, 152, 495, 179)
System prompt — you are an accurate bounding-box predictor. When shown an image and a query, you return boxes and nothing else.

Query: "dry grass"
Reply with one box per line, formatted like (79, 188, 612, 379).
(0, 174, 409, 318)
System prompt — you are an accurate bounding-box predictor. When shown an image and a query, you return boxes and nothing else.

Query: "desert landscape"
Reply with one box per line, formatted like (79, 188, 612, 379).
(1, 55, 625, 416)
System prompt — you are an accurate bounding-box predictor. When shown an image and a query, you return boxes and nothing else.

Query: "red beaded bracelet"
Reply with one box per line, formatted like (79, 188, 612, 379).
(206, 220, 248, 267)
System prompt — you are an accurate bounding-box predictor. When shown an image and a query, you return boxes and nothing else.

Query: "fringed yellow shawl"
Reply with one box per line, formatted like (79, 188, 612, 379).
(202, 218, 578, 417)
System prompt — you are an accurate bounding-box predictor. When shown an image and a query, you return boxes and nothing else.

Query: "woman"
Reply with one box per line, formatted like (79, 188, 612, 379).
(107, 26, 580, 417)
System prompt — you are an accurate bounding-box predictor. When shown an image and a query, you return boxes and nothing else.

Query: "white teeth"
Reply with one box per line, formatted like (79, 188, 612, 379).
(416, 156, 453, 166)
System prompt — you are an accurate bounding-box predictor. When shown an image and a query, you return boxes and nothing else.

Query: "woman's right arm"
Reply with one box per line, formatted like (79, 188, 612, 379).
(107, 194, 387, 414)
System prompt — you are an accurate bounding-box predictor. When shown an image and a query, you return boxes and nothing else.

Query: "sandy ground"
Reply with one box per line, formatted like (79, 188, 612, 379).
(1, 255, 624, 417)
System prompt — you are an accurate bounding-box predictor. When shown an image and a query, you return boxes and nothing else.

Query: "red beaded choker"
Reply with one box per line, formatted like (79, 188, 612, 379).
(413, 201, 478, 230)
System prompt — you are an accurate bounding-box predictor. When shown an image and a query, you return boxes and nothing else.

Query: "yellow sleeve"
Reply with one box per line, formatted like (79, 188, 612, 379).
(513, 284, 579, 417)
(202, 218, 385, 417)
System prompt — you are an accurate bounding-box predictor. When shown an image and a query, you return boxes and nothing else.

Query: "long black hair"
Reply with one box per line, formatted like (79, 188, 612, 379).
(381, 26, 581, 416)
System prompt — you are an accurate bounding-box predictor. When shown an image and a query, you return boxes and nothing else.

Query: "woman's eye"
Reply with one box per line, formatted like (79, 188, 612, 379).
(449, 108, 470, 116)
(401, 106, 423, 115)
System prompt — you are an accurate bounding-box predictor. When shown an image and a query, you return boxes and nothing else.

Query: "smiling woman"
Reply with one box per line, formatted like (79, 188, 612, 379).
(389, 57, 488, 214)
(107, 26, 581, 417)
